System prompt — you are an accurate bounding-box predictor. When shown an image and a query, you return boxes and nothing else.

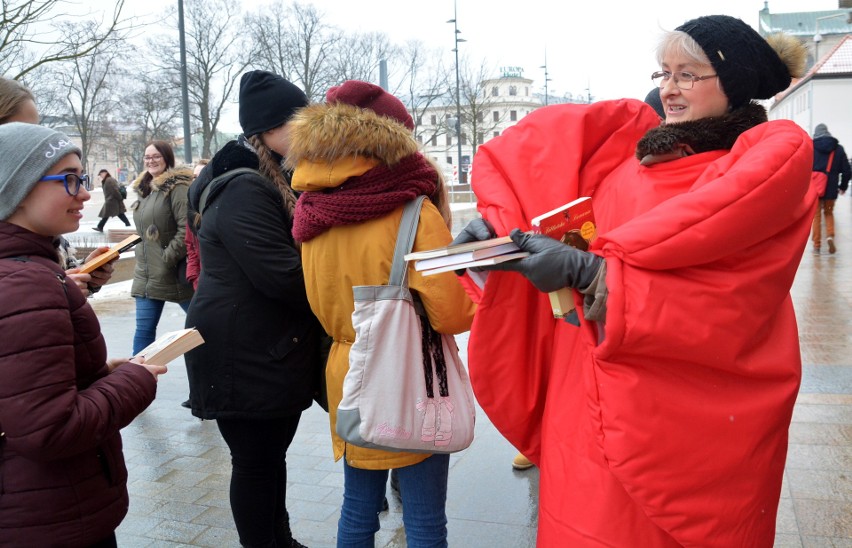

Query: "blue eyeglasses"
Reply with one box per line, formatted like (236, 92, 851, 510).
(40, 173, 90, 196)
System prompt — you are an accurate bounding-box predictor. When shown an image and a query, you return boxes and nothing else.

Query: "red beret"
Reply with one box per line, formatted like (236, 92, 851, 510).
(326, 80, 414, 131)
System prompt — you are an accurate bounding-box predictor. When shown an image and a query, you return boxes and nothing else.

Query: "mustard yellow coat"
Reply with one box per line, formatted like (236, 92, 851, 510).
(293, 162, 475, 470)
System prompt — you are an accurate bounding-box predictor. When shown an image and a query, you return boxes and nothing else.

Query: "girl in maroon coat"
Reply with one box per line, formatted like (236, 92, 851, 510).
(0, 123, 167, 547)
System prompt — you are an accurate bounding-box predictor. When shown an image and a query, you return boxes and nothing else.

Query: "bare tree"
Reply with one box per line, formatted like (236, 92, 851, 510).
(116, 70, 183, 175)
(248, 1, 341, 101)
(329, 31, 395, 85)
(387, 39, 454, 148)
(51, 23, 125, 175)
(152, 0, 249, 157)
(457, 57, 502, 158)
(1, 0, 129, 80)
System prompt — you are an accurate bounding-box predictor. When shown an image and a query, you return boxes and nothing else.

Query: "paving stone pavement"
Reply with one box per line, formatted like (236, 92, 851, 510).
(86, 203, 851, 547)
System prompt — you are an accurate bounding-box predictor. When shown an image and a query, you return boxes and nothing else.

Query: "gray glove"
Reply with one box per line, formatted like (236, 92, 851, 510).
(482, 228, 604, 293)
(451, 217, 497, 246)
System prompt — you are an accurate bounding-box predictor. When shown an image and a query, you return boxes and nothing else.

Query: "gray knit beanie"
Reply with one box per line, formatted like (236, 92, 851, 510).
(813, 124, 831, 139)
(0, 122, 82, 221)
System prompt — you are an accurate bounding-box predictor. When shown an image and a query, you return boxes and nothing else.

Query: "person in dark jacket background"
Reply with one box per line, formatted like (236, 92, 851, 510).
(94, 169, 130, 232)
(0, 122, 167, 547)
(184, 70, 320, 548)
(812, 123, 851, 254)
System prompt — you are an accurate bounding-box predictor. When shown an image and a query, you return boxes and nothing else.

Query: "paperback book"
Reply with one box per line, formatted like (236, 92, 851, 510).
(404, 235, 527, 275)
(78, 234, 141, 274)
(133, 328, 205, 366)
(529, 197, 596, 319)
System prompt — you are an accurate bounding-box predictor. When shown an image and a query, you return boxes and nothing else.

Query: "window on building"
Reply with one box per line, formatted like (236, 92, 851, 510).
(491, 86, 499, 97)
(493, 111, 499, 122)
(525, 87, 529, 96)
(446, 135, 453, 146)
(477, 133, 484, 144)
(478, 112, 484, 123)
(509, 85, 517, 96)
(510, 110, 517, 121)
(447, 156, 453, 165)
(430, 136, 437, 146)
(493, 131, 500, 138)
(430, 114, 437, 125)
(461, 133, 468, 145)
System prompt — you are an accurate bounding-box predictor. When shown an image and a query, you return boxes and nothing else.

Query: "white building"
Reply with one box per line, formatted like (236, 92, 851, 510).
(414, 68, 585, 200)
(768, 35, 852, 149)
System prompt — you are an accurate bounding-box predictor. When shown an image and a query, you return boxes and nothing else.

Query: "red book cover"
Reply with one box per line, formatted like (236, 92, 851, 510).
(529, 197, 596, 320)
(530, 196, 596, 249)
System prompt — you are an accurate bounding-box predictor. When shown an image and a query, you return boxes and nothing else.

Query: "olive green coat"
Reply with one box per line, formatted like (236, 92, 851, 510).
(130, 168, 194, 303)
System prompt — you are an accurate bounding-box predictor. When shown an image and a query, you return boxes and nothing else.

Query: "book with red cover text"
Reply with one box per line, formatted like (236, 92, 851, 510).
(529, 197, 596, 319)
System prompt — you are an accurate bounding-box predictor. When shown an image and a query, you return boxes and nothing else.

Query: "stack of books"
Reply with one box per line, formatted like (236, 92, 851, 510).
(403, 235, 528, 276)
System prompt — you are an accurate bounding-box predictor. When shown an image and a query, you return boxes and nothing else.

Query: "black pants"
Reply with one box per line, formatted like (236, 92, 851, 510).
(96, 213, 130, 230)
(216, 415, 302, 548)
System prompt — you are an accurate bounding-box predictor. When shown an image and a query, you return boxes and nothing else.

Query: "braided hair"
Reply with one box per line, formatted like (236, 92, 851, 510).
(248, 134, 298, 221)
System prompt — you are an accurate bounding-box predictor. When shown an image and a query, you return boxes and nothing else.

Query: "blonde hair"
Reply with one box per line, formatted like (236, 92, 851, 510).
(655, 30, 712, 67)
(0, 78, 35, 124)
(424, 156, 452, 230)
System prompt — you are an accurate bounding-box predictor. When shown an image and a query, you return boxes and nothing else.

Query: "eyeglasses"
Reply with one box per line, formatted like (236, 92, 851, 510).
(651, 70, 718, 90)
(40, 173, 90, 196)
(144, 154, 163, 162)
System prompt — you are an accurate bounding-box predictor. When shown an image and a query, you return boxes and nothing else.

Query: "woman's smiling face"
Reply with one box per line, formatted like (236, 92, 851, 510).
(144, 144, 166, 177)
(659, 52, 729, 124)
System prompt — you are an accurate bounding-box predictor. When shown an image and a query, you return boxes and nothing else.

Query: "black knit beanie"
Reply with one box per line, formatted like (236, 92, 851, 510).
(238, 70, 308, 137)
(676, 15, 791, 110)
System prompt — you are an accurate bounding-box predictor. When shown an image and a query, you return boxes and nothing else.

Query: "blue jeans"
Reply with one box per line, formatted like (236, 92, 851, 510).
(132, 297, 190, 355)
(337, 454, 449, 548)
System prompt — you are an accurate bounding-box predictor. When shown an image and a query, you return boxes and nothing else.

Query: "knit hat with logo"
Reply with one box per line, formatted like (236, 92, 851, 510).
(326, 80, 415, 131)
(0, 122, 82, 220)
(676, 15, 806, 110)
(239, 70, 309, 137)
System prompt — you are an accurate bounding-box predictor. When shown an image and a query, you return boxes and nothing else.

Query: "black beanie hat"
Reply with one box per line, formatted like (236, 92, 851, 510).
(676, 15, 791, 110)
(238, 70, 308, 137)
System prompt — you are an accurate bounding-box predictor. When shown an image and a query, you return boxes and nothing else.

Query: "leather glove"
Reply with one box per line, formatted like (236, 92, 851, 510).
(451, 217, 497, 246)
(482, 228, 604, 293)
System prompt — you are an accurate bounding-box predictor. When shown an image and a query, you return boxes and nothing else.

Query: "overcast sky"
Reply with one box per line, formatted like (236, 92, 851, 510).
(113, 0, 841, 130)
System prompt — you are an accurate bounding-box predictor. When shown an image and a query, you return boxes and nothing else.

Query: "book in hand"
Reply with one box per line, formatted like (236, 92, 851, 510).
(77, 234, 142, 274)
(404, 235, 528, 276)
(530, 197, 596, 320)
(419, 251, 530, 276)
(133, 328, 204, 366)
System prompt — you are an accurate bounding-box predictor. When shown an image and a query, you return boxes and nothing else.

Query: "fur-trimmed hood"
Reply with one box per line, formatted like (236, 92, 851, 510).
(132, 167, 193, 196)
(635, 103, 768, 165)
(284, 102, 419, 170)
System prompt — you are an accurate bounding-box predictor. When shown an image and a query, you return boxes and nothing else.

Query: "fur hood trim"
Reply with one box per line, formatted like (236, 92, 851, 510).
(636, 103, 767, 165)
(284, 102, 419, 169)
(132, 167, 193, 195)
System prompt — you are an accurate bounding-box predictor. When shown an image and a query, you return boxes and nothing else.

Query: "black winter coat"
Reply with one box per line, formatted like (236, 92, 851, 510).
(0, 222, 157, 546)
(184, 140, 321, 419)
(813, 135, 851, 200)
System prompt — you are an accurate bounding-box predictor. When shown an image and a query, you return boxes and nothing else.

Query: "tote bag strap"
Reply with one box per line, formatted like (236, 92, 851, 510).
(388, 195, 427, 288)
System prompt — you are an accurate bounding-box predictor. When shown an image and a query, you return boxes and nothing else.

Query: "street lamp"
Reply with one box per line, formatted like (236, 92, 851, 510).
(814, 12, 851, 64)
(447, 0, 466, 186)
(540, 50, 552, 106)
(177, 0, 192, 164)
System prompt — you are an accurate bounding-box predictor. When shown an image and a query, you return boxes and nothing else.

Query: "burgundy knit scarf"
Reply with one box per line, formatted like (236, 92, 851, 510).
(292, 153, 437, 242)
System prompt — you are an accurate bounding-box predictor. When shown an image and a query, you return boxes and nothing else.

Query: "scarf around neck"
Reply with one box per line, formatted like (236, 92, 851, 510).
(292, 153, 437, 242)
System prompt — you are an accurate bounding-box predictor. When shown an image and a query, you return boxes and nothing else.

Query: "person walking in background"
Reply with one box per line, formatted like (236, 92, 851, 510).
(454, 15, 813, 545)
(0, 76, 115, 295)
(130, 140, 193, 354)
(286, 80, 475, 548)
(0, 123, 167, 547)
(94, 169, 131, 232)
(811, 123, 850, 254)
(184, 71, 319, 548)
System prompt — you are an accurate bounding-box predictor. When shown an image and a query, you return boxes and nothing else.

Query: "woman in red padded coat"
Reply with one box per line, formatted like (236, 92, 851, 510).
(455, 15, 814, 546)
